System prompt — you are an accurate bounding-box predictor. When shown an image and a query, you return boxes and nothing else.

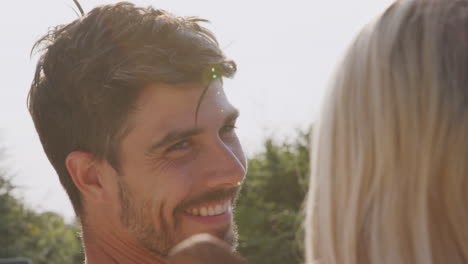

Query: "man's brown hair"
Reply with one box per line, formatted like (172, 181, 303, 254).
(28, 2, 236, 217)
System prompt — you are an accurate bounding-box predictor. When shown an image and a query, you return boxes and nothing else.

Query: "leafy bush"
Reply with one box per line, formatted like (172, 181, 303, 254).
(236, 129, 311, 264)
(0, 166, 83, 263)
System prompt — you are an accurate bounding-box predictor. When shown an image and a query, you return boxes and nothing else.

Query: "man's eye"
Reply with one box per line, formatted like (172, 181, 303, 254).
(166, 140, 191, 152)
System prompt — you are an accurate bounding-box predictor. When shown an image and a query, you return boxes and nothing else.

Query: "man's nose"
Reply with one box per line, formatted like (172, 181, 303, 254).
(202, 140, 246, 189)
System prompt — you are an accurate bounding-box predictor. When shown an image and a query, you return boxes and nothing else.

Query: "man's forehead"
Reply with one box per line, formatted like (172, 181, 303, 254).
(124, 79, 237, 137)
(136, 81, 207, 107)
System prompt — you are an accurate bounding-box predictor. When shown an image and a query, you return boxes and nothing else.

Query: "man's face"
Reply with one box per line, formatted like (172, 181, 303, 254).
(111, 80, 246, 255)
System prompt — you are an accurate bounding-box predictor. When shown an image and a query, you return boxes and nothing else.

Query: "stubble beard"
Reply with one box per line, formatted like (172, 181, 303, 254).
(116, 177, 240, 256)
(117, 177, 175, 256)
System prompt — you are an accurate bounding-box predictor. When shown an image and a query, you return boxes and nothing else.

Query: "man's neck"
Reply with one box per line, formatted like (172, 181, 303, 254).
(82, 227, 167, 264)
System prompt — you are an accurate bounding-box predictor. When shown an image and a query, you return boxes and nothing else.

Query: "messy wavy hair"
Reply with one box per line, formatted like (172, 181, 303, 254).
(306, 0, 468, 263)
(28, 2, 236, 217)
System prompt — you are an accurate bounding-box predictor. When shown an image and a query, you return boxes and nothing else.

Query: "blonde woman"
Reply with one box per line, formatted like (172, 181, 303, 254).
(306, 0, 468, 263)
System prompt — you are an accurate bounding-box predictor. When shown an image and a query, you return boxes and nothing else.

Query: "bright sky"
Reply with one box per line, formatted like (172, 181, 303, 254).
(0, 0, 393, 221)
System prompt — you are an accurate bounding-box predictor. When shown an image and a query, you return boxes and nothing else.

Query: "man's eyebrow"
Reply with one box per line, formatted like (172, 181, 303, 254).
(147, 127, 204, 154)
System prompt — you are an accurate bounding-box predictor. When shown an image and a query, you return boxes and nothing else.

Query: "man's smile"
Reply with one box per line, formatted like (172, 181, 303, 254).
(178, 188, 237, 227)
(184, 198, 232, 216)
(181, 198, 233, 226)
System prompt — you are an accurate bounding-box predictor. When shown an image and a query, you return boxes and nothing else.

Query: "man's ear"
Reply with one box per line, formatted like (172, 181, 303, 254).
(65, 151, 109, 203)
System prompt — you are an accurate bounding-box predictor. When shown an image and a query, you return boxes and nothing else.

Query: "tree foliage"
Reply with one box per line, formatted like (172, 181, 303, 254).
(236, 129, 311, 264)
(0, 160, 83, 264)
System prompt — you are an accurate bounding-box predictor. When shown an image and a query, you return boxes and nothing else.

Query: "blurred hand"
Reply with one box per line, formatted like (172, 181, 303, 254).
(168, 234, 246, 264)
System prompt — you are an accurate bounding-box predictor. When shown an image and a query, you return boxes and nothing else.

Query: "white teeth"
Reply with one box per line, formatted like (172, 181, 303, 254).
(187, 200, 232, 216)
(208, 206, 215, 216)
(200, 207, 208, 216)
(215, 204, 223, 215)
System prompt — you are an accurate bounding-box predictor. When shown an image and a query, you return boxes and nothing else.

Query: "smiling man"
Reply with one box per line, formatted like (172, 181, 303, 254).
(28, 2, 246, 263)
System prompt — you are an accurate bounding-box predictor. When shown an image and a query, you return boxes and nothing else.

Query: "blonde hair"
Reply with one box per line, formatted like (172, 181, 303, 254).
(306, 0, 468, 263)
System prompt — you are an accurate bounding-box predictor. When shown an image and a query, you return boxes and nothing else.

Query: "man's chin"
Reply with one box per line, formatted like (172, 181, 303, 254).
(179, 223, 238, 251)
(138, 220, 238, 257)
(211, 224, 237, 249)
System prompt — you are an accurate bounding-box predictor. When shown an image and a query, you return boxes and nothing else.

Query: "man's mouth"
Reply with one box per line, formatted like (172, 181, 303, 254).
(183, 199, 231, 217)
